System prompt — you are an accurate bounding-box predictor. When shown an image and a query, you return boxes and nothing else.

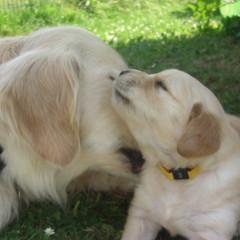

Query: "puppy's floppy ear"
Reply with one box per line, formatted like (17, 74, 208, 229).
(177, 103, 221, 158)
(1, 50, 80, 166)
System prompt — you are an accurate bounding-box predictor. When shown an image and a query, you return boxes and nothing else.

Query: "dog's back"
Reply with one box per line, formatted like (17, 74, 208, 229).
(0, 35, 26, 63)
(0, 26, 138, 231)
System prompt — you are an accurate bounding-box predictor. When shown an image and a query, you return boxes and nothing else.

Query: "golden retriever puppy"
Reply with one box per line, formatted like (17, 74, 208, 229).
(112, 69, 240, 240)
(0, 26, 145, 230)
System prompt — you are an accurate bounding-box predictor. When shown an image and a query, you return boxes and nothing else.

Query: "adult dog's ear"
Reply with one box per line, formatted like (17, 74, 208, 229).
(0, 50, 80, 166)
(177, 103, 221, 158)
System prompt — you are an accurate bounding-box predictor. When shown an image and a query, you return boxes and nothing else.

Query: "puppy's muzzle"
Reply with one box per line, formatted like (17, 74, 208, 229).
(113, 69, 147, 105)
(115, 69, 137, 91)
(113, 70, 133, 104)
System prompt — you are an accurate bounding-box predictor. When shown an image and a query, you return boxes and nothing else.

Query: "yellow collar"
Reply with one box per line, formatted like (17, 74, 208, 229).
(159, 164, 202, 180)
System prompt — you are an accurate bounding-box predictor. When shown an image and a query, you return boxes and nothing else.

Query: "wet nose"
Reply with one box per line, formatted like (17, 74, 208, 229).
(119, 70, 131, 76)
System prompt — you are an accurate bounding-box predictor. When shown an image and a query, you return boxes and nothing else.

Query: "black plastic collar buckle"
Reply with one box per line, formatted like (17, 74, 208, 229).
(171, 168, 190, 180)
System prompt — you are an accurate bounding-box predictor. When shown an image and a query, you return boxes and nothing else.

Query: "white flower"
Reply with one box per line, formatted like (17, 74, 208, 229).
(44, 227, 55, 236)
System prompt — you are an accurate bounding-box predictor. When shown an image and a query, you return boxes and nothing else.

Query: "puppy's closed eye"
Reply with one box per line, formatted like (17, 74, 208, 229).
(155, 80, 168, 91)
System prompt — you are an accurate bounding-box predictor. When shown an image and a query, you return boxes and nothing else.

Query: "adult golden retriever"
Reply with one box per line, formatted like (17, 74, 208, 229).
(0, 26, 144, 229)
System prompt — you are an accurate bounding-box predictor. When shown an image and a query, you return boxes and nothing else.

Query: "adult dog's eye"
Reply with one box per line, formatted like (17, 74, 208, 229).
(155, 81, 168, 91)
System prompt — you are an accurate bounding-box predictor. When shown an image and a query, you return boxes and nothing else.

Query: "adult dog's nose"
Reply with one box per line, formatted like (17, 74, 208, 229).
(119, 70, 131, 76)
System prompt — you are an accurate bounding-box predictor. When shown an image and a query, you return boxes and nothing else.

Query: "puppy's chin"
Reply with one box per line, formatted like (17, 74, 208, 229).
(115, 89, 130, 105)
(113, 88, 131, 105)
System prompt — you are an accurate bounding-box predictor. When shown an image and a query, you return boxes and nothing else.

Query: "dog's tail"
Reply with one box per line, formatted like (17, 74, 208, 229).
(0, 36, 25, 64)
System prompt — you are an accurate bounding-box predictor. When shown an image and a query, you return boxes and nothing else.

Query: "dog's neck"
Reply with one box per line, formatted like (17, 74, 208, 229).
(140, 136, 240, 182)
(130, 121, 240, 180)
(158, 164, 202, 180)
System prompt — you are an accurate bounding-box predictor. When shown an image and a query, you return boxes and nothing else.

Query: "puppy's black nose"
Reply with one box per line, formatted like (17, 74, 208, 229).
(119, 70, 131, 76)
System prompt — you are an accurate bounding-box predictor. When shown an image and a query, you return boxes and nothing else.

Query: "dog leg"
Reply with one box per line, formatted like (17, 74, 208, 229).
(67, 171, 136, 193)
(184, 222, 235, 240)
(57, 151, 138, 197)
(121, 205, 160, 240)
(0, 176, 18, 230)
(188, 233, 231, 240)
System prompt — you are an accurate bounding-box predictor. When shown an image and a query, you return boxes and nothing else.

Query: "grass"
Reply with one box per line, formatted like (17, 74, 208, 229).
(0, 192, 130, 240)
(0, 0, 239, 239)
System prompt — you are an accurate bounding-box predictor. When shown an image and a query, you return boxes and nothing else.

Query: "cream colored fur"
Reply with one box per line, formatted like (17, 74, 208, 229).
(0, 36, 25, 63)
(0, 26, 138, 230)
(112, 69, 240, 240)
(228, 114, 240, 135)
(1, 28, 239, 233)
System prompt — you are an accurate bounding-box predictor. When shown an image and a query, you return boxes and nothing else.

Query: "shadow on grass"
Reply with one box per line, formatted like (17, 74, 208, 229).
(115, 30, 240, 115)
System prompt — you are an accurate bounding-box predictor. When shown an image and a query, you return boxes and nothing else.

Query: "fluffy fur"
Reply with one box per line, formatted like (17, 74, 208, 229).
(112, 69, 240, 240)
(0, 26, 140, 230)
(1, 27, 239, 233)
